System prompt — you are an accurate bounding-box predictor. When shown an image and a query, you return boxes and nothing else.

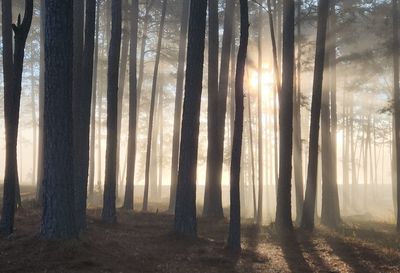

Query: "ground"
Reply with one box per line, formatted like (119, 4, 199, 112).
(0, 201, 399, 273)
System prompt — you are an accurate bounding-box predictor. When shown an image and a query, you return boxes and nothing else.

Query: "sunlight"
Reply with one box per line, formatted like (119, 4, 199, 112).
(249, 64, 274, 95)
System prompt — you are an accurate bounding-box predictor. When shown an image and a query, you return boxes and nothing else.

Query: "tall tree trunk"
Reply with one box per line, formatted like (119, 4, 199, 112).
(41, 0, 77, 239)
(1, 0, 33, 235)
(227, 0, 248, 250)
(123, 0, 139, 211)
(300, 0, 329, 231)
(174, 0, 207, 237)
(256, 7, 264, 225)
(393, 0, 400, 230)
(275, 0, 295, 230)
(158, 87, 164, 200)
(203, 0, 222, 218)
(73, 0, 97, 231)
(168, 0, 190, 213)
(102, 0, 122, 224)
(143, 0, 167, 212)
(247, 93, 257, 220)
(89, 0, 101, 200)
(30, 43, 37, 186)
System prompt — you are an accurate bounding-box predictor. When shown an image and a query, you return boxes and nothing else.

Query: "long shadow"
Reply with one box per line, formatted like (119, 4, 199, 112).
(325, 235, 376, 273)
(276, 230, 313, 273)
(299, 232, 333, 272)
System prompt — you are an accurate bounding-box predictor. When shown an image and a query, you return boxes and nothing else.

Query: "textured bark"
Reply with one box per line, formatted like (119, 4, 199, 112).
(203, 0, 221, 218)
(227, 0, 248, 251)
(143, 0, 167, 212)
(300, 0, 330, 231)
(174, 0, 207, 237)
(0, 0, 33, 236)
(41, 0, 77, 239)
(123, 0, 139, 211)
(102, 0, 122, 224)
(275, 0, 295, 230)
(168, 0, 190, 213)
(74, 0, 97, 231)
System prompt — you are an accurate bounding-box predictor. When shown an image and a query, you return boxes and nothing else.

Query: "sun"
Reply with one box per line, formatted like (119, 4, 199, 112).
(249, 64, 274, 93)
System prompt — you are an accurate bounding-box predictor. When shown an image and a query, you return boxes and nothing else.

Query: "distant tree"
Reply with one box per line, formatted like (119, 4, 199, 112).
(123, 0, 139, 211)
(168, 0, 190, 213)
(275, 0, 295, 230)
(102, 0, 122, 224)
(74, 0, 97, 231)
(41, 0, 77, 239)
(300, 0, 330, 231)
(0, 0, 33, 236)
(227, 0, 248, 251)
(174, 0, 207, 237)
(143, 0, 167, 212)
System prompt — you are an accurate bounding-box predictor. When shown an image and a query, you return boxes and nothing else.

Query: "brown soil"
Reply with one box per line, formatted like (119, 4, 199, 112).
(0, 205, 399, 273)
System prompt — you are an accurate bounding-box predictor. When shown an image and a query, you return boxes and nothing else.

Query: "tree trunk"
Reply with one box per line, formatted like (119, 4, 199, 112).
(275, 0, 295, 230)
(203, 0, 222, 218)
(300, 0, 330, 231)
(41, 0, 77, 239)
(143, 0, 167, 212)
(247, 93, 257, 220)
(123, 0, 139, 211)
(73, 0, 97, 231)
(174, 0, 207, 237)
(89, 0, 101, 200)
(102, 0, 122, 224)
(168, 0, 190, 213)
(227, 0, 248, 251)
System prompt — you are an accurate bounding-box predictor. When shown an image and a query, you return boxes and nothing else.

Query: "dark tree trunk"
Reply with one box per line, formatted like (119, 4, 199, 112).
(168, 0, 190, 213)
(143, 0, 167, 212)
(300, 0, 330, 231)
(0, 0, 33, 236)
(393, 0, 400, 230)
(203, 0, 222, 218)
(41, 0, 77, 239)
(174, 0, 207, 237)
(123, 0, 139, 211)
(102, 0, 122, 224)
(73, 0, 97, 231)
(36, 0, 45, 203)
(275, 0, 295, 230)
(227, 0, 248, 251)
(89, 0, 101, 200)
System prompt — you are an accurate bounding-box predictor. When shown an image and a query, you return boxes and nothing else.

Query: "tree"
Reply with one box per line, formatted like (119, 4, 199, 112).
(393, 0, 400, 230)
(168, 0, 190, 213)
(300, 0, 330, 231)
(41, 0, 77, 239)
(74, 0, 97, 231)
(227, 0, 248, 251)
(123, 0, 139, 211)
(143, 0, 168, 212)
(174, 0, 207, 237)
(203, 0, 223, 219)
(275, 0, 295, 230)
(0, 0, 33, 236)
(102, 0, 122, 224)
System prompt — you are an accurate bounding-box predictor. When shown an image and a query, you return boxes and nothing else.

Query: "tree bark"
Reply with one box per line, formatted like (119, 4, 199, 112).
(300, 0, 330, 231)
(41, 0, 77, 239)
(102, 0, 122, 224)
(174, 0, 207, 237)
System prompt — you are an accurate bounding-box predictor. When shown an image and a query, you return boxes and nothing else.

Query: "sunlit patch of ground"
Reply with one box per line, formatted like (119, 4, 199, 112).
(0, 201, 399, 272)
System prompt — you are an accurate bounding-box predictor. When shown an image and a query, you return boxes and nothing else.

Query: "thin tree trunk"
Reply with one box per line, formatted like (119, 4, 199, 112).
(143, 0, 167, 212)
(300, 0, 330, 231)
(227, 0, 248, 251)
(247, 92, 257, 220)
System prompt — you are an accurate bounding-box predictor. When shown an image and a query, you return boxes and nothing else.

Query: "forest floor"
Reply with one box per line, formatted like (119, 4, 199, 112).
(0, 200, 399, 273)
